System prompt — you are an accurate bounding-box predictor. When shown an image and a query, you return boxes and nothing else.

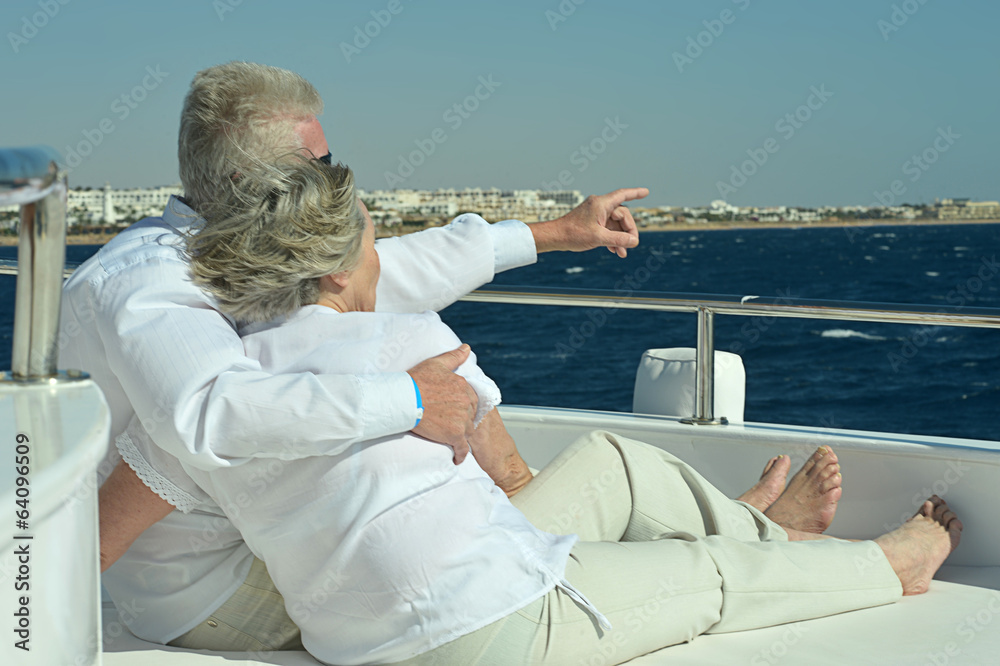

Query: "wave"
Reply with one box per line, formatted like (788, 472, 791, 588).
(819, 329, 887, 341)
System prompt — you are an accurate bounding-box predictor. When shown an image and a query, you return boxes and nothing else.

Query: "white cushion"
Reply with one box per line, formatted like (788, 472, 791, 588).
(633, 348, 745, 423)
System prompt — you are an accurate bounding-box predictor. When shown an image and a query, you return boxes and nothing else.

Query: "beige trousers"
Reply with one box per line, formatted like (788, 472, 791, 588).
(172, 430, 902, 664)
(392, 430, 902, 665)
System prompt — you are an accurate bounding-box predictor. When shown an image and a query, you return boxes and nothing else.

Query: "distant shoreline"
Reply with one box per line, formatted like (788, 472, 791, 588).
(1, 217, 997, 246)
(635, 217, 1000, 233)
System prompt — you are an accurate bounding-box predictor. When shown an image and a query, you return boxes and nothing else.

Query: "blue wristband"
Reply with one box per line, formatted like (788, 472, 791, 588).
(411, 377, 424, 427)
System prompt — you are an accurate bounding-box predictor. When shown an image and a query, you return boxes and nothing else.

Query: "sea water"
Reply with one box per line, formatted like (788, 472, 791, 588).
(1, 223, 997, 441)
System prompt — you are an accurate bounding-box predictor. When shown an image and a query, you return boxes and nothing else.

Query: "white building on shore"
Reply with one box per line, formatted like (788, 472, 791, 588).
(64, 183, 183, 225)
(359, 187, 584, 223)
(0, 183, 185, 226)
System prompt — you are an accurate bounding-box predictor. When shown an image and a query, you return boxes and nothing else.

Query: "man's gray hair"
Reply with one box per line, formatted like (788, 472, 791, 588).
(178, 61, 323, 212)
(186, 159, 365, 324)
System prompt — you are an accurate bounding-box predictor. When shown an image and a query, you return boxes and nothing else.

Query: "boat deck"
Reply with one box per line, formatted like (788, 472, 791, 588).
(102, 580, 1000, 665)
(101, 407, 1000, 665)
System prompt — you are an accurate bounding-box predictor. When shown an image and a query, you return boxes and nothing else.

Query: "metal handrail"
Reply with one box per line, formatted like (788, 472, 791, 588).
(0, 258, 77, 278)
(458, 286, 1000, 424)
(2, 260, 998, 416)
(1, 146, 69, 379)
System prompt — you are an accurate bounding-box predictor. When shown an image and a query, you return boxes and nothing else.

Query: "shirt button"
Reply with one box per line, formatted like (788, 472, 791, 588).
(207, 620, 219, 628)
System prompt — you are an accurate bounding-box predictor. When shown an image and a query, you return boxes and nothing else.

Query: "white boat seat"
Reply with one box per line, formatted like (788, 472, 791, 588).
(102, 579, 1000, 665)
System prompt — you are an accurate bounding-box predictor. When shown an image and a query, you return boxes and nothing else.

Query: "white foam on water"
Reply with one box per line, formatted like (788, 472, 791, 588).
(564, 266, 584, 274)
(820, 329, 887, 341)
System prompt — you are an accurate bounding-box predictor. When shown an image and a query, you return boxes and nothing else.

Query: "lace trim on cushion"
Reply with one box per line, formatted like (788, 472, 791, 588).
(115, 431, 202, 514)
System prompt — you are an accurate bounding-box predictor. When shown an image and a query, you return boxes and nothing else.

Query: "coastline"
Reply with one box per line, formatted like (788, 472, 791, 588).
(1, 217, 997, 247)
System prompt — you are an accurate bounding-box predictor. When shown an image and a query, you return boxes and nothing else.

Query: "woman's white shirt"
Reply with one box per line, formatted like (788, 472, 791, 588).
(119, 308, 587, 664)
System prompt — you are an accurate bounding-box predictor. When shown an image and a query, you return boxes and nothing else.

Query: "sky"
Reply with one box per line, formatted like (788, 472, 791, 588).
(1, 0, 997, 208)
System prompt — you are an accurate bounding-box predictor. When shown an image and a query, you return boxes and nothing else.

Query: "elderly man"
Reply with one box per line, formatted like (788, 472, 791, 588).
(105, 158, 960, 666)
(61, 61, 645, 650)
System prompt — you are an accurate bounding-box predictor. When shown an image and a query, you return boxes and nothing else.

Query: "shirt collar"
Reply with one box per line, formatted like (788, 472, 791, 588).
(161, 195, 204, 233)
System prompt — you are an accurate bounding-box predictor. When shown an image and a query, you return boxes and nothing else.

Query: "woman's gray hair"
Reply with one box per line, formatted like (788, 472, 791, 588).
(186, 158, 365, 324)
(178, 61, 323, 213)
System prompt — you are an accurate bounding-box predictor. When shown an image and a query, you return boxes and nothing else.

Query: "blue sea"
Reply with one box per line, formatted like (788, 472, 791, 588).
(2, 223, 998, 441)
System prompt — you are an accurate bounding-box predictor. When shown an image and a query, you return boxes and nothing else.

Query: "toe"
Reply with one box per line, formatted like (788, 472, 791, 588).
(821, 473, 843, 493)
(918, 500, 935, 518)
(818, 463, 841, 482)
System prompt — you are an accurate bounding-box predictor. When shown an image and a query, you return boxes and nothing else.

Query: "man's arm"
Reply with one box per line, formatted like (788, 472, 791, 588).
(375, 214, 535, 314)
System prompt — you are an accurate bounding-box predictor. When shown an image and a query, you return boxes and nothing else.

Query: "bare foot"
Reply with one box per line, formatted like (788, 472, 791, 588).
(875, 496, 962, 595)
(737, 455, 791, 512)
(764, 446, 842, 534)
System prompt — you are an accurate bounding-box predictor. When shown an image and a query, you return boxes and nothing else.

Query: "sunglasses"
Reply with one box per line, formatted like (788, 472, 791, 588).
(316, 152, 332, 165)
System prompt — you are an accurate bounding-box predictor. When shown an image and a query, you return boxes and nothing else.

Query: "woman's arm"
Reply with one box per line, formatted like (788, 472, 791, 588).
(99, 460, 175, 572)
(468, 409, 533, 498)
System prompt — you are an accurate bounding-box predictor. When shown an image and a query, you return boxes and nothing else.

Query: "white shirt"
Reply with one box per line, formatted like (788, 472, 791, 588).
(60, 196, 536, 473)
(60, 196, 537, 641)
(125, 308, 583, 664)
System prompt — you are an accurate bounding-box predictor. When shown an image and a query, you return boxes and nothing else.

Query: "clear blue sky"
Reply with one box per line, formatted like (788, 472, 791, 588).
(1, 0, 996, 207)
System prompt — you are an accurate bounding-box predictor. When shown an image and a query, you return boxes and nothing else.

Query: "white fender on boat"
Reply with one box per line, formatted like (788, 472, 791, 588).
(632, 348, 746, 423)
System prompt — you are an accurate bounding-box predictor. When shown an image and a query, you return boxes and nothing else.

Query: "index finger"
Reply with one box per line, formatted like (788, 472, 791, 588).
(602, 187, 649, 209)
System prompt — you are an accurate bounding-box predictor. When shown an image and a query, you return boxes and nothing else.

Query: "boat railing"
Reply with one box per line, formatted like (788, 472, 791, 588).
(0, 145, 71, 380)
(458, 286, 1000, 425)
(2, 191, 998, 421)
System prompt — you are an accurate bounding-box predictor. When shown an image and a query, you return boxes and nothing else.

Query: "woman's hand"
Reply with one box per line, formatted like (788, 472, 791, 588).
(468, 409, 533, 497)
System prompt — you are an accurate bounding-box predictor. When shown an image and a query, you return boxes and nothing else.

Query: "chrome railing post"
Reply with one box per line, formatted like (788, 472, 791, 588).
(680, 307, 728, 426)
(0, 145, 84, 383)
(13, 182, 68, 377)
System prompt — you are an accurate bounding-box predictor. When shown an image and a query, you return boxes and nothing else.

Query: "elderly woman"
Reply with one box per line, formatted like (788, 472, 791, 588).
(102, 158, 961, 666)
